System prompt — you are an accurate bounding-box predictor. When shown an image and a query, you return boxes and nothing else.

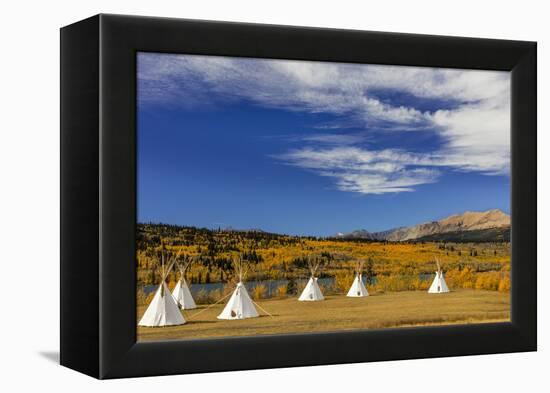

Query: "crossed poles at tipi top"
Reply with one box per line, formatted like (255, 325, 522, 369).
(172, 255, 197, 310)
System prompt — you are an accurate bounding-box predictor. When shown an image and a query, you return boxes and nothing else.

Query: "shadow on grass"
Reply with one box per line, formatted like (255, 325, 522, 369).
(183, 319, 219, 325)
(259, 313, 279, 318)
(185, 314, 280, 322)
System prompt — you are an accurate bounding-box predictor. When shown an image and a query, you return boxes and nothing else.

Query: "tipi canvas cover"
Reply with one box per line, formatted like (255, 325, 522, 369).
(139, 282, 186, 326)
(347, 274, 369, 297)
(428, 257, 449, 294)
(172, 258, 197, 310)
(299, 277, 324, 301)
(298, 257, 325, 301)
(138, 252, 185, 327)
(172, 278, 196, 310)
(428, 271, 449, 293)
(217, 282, 259, 320)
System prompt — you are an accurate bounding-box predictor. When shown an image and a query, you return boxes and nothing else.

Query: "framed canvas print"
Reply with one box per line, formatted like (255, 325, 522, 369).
(60, 14, 536, 379)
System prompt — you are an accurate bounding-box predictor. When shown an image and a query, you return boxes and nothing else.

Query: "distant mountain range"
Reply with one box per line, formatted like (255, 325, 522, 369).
(222, 226, 265, 233)
(335, 209, 510, 242)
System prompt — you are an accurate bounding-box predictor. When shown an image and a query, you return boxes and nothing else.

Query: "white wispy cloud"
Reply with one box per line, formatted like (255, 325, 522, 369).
(429, 102, 510, 174)
(276, 147, 440, 194)
(138, 54, 438, 125)
(138, 53, 510, 194)
(298, 133, 365, 145)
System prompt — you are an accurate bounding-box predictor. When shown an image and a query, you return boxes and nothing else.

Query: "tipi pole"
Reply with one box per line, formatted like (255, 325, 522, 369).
(433, 254, 442, 273)
(164, 258, 177, 282)
(250, 299, 274, 318)
(186, 291, 233, 320)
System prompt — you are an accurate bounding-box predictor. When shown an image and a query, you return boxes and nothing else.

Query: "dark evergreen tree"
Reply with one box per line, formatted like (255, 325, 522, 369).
(286, 277, 297, 295)
(365, 257, 375, 285)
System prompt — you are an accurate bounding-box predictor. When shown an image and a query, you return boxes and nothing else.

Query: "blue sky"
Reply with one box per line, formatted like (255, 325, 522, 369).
(137, 53, 510, 236)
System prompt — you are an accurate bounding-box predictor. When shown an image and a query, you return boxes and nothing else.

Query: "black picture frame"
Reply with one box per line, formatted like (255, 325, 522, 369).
(60, 14, 536, 379)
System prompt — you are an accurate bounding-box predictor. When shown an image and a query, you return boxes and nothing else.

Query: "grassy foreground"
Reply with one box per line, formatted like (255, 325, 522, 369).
(137, 289, 510, 341)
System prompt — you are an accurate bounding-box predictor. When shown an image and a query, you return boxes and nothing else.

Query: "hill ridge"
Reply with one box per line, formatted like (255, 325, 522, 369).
(337, 209, 510, 242)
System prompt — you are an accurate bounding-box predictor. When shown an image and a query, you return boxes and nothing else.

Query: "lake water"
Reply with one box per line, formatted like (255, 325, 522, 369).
(142, 277, 333, 297)
(141, 274, 434, 296)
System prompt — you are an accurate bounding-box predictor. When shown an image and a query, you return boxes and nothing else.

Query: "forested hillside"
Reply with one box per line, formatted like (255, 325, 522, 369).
(137, 223, 511, 294)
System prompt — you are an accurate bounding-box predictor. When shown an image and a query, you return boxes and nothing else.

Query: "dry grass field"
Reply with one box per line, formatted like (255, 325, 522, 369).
(137, 289, 510, 341)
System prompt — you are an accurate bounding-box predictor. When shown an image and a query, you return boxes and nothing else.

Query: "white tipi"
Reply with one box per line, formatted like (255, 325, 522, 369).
(298, 257, 324, 301)
(428, 257, 450, 294)
(347, 261, 369, 297)
(138, 251, 186, 327)
(172, 256, 197, 310)
(218, 258, 259, 320)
